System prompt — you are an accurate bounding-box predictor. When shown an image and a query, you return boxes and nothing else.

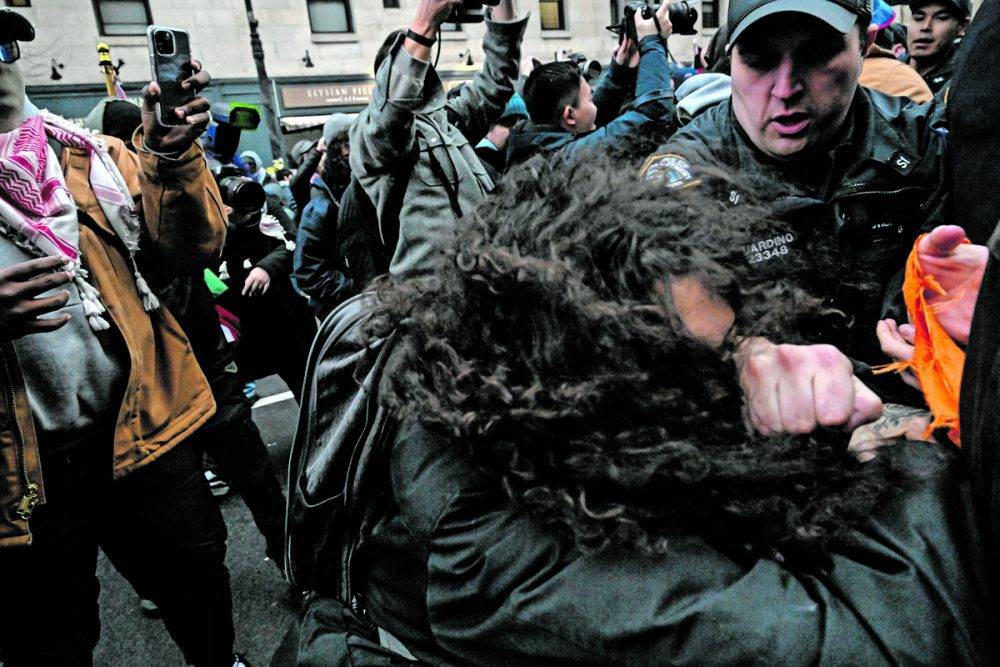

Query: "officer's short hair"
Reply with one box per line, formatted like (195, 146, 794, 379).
(524, 61, 584, 126)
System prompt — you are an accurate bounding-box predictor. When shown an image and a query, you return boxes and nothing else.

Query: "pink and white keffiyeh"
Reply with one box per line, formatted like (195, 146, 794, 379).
(0, 111, 159, 331)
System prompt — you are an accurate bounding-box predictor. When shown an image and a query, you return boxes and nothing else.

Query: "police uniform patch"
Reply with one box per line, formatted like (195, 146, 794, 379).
(639, 153, 702, 190)
(890, 150, 916, 176)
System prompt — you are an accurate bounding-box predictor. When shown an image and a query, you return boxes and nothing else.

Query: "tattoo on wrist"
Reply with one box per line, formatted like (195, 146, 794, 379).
(871, 404, 930, 434)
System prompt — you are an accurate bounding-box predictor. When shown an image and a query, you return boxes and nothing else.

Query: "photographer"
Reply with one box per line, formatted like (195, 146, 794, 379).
(349, 0, 528, 279)
(506, 5, 674, 168)
(216, 191, 317, 403)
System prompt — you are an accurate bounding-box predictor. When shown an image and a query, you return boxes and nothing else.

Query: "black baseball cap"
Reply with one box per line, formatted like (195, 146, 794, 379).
(0, 10, 34, 43)
(728, 0, 874, 47)
(909, 0, 971, 18)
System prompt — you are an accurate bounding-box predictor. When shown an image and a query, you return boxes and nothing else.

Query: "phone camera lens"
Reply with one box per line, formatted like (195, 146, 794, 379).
(154, 30, 176, 56)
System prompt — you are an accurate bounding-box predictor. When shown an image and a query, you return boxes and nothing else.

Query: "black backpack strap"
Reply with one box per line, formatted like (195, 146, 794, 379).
(423, 149, 464, 220)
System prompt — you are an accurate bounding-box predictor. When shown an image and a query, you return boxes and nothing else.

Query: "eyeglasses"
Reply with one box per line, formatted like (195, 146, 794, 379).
(0, 41, 21, 65)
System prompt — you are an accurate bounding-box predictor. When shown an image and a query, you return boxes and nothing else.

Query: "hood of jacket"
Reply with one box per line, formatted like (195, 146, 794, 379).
(675, 73, 731, 126)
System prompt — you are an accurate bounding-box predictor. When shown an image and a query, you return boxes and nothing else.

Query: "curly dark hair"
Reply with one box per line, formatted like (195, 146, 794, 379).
(368, 155, 904, 560)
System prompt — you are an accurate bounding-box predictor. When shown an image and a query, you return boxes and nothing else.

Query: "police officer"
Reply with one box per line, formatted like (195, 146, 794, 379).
(907, 0, 971, 95)
(641, 0, 948, 387)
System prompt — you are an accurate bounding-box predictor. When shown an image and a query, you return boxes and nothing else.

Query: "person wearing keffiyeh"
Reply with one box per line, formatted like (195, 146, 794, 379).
(0, 11, 248, 667)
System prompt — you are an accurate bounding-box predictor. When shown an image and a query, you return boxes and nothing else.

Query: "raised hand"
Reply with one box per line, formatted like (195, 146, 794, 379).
(916, 225, 988, 345)
(141, 60, 212, 154)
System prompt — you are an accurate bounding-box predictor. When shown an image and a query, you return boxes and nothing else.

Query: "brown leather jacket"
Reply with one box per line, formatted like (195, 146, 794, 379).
(0, 130, 226, 548)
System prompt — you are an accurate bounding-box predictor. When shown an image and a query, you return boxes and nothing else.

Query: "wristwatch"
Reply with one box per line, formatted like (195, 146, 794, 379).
(406, 29, 436, 48)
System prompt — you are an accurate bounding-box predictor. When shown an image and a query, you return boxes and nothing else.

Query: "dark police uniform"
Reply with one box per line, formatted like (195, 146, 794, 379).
(641, 88, 948, 370)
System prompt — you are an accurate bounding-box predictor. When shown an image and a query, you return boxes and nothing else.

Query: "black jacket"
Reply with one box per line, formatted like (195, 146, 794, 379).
(218, 208, 316, 382)
(354, 419, 994, 664)
(911, 44, 959, 97)
(645, 89, 949, 369)
(291, 148, 323, 220)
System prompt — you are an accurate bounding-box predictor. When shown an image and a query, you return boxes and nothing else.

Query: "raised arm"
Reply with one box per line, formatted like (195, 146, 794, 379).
(558, 29, 676, 158)
(350, 0, 462, 177)
(135, 62, 226, 271)
(445, 1, 529, 144)
(591, 41, 639, 128)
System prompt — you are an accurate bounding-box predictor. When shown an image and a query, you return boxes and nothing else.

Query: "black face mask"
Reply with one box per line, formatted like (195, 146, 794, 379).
(321, 155, 352, 192)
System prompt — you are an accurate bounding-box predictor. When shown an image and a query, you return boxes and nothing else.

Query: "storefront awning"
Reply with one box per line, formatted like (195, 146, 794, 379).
(280, 115, 329, 132)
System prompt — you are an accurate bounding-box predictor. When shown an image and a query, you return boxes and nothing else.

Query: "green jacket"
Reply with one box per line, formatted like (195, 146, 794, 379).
(349, 14, 528, 279)
(641, 89, 949, 368)
(354, 421, 994, 664)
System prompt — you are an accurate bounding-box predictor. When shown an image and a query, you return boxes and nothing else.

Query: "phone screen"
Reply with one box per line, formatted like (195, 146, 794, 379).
(147, 26, 196, 126)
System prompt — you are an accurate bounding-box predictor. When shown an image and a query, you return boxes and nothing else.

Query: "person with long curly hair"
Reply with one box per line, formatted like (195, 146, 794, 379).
(304, 156, 994, 664)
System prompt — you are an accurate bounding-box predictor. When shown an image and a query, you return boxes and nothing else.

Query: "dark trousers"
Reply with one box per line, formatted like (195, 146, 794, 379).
(0, 442, 234, 667)
(191, 371, 287, 563)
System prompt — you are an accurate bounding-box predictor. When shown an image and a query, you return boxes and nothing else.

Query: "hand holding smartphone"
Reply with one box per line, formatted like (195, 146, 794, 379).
(146, 25, 196, 126)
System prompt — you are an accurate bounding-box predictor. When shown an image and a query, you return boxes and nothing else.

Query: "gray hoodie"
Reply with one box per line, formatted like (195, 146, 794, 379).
(675, 73, 731, 126)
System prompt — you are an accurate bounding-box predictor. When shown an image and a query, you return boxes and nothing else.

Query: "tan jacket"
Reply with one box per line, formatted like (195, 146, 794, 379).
(0, 130, 226, 548)
(861, 46, 935, 104)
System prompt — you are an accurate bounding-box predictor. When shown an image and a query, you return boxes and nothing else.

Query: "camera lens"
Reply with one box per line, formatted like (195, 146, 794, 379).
(667, 2, 699, 35)
(154, 30, 176, 56)
(219, 176, 266, 215)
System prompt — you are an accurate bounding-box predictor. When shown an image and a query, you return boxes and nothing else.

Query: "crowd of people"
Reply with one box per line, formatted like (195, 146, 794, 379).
(0, 0, 998, 662)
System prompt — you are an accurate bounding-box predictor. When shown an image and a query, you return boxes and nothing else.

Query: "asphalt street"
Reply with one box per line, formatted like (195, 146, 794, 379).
(93, 375, 300, 666)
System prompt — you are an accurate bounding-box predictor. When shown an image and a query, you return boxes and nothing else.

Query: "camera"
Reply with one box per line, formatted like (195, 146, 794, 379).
(447, 0, 501, 24)
(203, 102, 262, 165)
(210, 163, 266, 217)
(608, 1, 699, 39)
(152, 29, 176, 56)
(566, 52, 604, 81)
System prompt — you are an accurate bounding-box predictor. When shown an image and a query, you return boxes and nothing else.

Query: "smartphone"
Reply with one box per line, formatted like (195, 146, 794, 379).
(146, 25, 196, 126)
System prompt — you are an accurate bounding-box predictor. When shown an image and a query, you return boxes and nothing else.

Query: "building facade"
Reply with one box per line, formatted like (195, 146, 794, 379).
(14, 0, 981, 162)
(14, 0, 725, 161)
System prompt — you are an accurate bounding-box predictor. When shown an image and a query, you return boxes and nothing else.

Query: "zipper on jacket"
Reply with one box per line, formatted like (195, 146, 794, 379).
(1, 349, 39, 520)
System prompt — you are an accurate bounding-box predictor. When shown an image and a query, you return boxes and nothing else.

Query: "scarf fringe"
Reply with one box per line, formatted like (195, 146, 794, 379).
(72, 270, 111, 331)
(133, 268, 160, 312)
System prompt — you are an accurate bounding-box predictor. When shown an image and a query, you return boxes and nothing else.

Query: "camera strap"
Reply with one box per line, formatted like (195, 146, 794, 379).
(651, 12, 664, 40)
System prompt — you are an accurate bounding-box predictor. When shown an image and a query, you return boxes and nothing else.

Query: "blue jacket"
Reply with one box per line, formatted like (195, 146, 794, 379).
(506, 35, 675, 168)
(293, 181, 353, 320)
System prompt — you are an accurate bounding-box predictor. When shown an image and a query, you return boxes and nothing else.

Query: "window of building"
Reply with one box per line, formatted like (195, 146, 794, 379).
(701, 0, 719, 28)
(539, 0, 566, 30)
(382, 0, 399, 7)
(5, 0, 32, 7)
(93, 0, 152, 36)
(609, 0, 620, 25)
(307, 0, 353, 33)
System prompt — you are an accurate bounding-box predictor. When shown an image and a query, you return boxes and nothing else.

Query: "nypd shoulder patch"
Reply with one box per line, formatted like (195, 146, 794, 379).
(639, 153, 702, 190)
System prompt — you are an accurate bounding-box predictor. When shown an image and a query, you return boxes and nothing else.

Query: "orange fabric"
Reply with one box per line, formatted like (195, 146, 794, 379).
(874, 234, 965, 445)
